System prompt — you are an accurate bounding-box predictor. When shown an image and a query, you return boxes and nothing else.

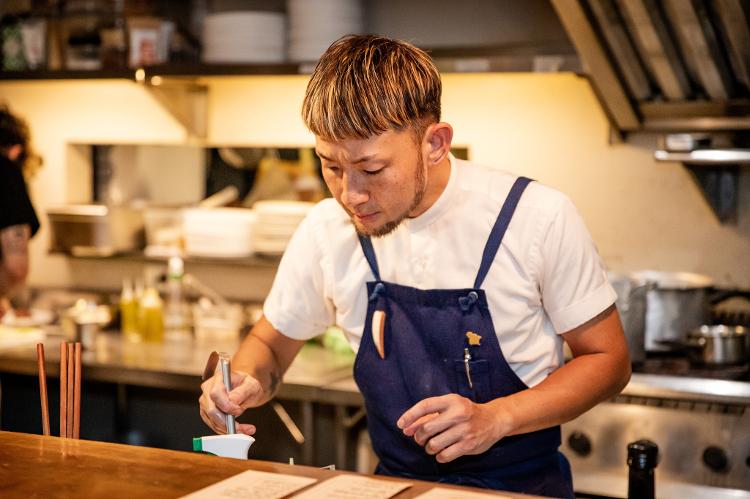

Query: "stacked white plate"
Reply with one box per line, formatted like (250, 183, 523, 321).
(202, 11, 286, 64)
(253, 200, 315, 255)
(287, 0, 364, 62)
(183, 208, 257, 258)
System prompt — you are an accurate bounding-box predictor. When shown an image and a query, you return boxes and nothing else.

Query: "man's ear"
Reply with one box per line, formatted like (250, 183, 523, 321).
(424, 123, 453, 165)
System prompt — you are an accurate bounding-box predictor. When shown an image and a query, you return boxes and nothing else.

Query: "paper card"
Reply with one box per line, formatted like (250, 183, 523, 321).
(292, 474, 411, 499)
(181, 469, 317, 499)
(415, 488, 512, 499)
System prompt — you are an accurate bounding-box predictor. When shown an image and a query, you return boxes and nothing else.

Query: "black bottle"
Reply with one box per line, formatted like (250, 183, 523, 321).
(627, 439, 658, 499)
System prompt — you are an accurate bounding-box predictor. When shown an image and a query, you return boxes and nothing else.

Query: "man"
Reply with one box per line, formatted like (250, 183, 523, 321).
(0, 105, 40, 318)
(200, 35, 630, 498)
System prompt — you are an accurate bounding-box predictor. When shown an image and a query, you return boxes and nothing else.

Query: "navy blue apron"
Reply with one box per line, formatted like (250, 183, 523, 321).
(353, 177, 574, 498)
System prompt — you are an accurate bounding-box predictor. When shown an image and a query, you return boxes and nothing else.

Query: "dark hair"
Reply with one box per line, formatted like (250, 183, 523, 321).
(0, 104, 41, 176)
(0, 104, 30, 151)
(302, 34, 442, 142)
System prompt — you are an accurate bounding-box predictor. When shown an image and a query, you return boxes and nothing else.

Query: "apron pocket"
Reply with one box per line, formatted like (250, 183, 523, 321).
(452, 359, 492, 403)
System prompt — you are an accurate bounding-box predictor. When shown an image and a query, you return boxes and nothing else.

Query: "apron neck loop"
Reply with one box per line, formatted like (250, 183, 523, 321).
(473, 177, 533, 289)
(358, 235, 382, 281)
(369, 282, 386, 302)
(458, 291, 479, 312)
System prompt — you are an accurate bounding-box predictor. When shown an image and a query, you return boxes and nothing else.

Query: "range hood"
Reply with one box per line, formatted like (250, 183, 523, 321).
(551, 0, 750, 134)
(551, 0, 750, 223)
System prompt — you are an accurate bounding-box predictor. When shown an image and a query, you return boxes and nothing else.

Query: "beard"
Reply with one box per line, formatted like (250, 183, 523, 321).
(352, 152, 427, 238)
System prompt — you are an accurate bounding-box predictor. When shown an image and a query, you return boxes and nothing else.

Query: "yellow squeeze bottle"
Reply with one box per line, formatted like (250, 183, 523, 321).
(120, 278, 141, 343)
(139, 285, 164, 343)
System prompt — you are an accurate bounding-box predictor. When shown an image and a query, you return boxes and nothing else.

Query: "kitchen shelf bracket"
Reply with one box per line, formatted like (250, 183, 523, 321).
(139, 74, 207, 139)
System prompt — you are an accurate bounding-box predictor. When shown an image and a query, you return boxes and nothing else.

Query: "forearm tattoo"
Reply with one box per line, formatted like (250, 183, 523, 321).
(268, 369, 281, 397)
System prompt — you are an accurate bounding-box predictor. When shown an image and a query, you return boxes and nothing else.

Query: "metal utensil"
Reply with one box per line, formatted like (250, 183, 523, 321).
(202, 350, 219, 382)
(219, 352, 235, 434)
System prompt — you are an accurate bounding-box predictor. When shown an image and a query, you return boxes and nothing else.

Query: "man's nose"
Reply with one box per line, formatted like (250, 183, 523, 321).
(341, 173, 369, 208)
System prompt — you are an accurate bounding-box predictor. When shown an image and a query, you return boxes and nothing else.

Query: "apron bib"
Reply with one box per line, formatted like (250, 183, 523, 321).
(353, 177, 574, 498)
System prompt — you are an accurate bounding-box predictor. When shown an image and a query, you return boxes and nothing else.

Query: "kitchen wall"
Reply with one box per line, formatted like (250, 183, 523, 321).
(2, 72, 749, 301)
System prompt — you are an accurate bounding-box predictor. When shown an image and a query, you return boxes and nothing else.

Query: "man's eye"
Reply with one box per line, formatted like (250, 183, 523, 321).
(364, 168, 383, 176)
(325, 165, 340, 173)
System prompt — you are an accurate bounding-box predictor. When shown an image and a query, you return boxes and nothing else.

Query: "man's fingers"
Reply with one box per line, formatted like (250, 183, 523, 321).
(199, 404, 226, 434)
(412, 413, 452, 445)
(208, 375, 241, 415)
(235, 423, 256, 436)
(397, 395, 451, 430)
(425, 425, 464, 458)
(228, 373, 263, 408)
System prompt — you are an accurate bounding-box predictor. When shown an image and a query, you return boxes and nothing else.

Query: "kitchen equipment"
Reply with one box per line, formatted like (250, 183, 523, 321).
(563, 380, 750, 498)
(630, 271, 714, 352)
(252, 200, 314, 255)
(608, 272, 651, 364)
(183, 207, 256, 258)
(194, 351, 255, 459)
(60, 299, 111, 349)
(47, 204, 144, 256)
(287, 0, 364, 62)
(202, 11, 285, 64)
(192, 299, 243, 343)
(686, 325, 749, 366)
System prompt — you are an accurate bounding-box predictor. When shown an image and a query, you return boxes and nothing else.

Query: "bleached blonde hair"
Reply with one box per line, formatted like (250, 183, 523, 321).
(302, 35, 441, 142)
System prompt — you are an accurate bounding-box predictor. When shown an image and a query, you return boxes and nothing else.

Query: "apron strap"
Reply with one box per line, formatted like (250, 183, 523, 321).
(473, 177, 533, 289)
(358, 234, 382, 282)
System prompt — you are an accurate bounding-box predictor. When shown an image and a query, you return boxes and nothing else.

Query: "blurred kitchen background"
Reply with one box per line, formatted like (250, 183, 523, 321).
(2, 1, 750, 498)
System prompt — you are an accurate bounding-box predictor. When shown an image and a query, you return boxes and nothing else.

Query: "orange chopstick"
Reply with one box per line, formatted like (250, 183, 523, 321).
(66, 343, 74, 439)
(36, 343, 50, 436)
(73, 342, 81, 439)
(60, 342, 67, 438)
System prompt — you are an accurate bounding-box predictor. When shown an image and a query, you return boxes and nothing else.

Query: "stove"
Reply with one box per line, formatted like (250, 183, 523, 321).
(561, 357, 750, 498)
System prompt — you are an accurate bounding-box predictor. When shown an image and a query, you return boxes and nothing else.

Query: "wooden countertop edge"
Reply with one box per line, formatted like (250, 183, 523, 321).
(0, 431, 538, 498)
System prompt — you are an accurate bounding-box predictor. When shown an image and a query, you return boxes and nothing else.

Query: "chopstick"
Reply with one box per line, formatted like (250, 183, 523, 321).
(73, 342, 81, 439)
(36, 343, 50, 436)
(66, 344, 74, 438)
(60, 342, 67, 437)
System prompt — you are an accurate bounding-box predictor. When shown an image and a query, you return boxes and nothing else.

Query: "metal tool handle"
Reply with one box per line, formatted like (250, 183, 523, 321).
(219, 353, 235, 435)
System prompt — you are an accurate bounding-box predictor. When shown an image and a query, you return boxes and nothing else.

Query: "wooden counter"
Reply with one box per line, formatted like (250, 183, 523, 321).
(0, 431, 537, 498)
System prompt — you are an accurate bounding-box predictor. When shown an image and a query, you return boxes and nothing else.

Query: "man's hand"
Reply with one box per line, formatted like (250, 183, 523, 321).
(397, 394, 513, 463)
(199, 367, 263, 435)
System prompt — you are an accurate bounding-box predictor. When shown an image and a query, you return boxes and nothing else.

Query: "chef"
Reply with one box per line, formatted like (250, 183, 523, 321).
(199, 35, 630, 498)
(0, 105, 40, 318)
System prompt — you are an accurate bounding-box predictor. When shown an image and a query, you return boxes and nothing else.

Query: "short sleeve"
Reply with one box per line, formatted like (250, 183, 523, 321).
(0, 159, 40, 236)
(537, 197, 616, 333)
(263, 213, 334, 340)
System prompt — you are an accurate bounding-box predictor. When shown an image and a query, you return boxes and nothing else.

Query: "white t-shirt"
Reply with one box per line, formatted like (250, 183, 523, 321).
(264, 155, 617, 387)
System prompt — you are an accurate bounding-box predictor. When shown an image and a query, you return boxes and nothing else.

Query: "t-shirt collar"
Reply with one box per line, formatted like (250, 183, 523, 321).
(406, 153, 457, 232)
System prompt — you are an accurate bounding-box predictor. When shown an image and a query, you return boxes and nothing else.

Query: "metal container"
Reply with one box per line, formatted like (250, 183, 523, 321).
(47, 204, 144, 256)
(608, 272, 651, 365)
(686, 325, 749, 366)
(630, 271, 714, 352)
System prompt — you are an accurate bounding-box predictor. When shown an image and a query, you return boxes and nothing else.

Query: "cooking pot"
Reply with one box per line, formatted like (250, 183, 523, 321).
(630, 271, 714, 353)
(686, 325, 749, 366)
(608, 272, 651, 365)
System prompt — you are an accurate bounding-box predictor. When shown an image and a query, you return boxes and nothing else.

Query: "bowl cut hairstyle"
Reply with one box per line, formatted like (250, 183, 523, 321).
(302, 35, 442, 143)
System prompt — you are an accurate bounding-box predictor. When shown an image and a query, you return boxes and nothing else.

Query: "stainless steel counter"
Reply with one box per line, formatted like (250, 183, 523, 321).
(2, 329, 746, 407)
(0, 329, 354, 399)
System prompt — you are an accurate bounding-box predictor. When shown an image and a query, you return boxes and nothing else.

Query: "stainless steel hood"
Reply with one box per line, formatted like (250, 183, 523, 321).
(551, 0, 750, 134)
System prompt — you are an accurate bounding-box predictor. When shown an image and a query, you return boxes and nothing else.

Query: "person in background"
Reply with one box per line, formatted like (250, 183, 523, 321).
(0, 105, 40, 319)
(199, 35, 630, 498)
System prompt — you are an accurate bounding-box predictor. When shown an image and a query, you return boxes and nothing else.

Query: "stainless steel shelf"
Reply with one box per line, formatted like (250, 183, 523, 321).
(50, 250, 281, 268)
(655, 149, 750, 164)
